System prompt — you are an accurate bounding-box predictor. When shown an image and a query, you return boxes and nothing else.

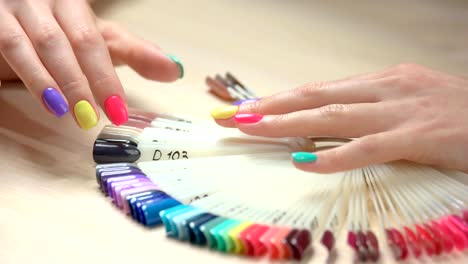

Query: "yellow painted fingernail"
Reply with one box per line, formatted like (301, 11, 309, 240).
(74, 100, 98, 130)
(210, 105, 238, 119)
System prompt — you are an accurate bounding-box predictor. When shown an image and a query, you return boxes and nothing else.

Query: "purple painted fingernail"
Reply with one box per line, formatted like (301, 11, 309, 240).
(42, 87, 69, 117)
(232, 98, 259, 106)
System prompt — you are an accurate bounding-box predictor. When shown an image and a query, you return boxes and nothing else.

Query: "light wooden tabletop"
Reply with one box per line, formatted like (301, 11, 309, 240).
(1, 0, 467, 263)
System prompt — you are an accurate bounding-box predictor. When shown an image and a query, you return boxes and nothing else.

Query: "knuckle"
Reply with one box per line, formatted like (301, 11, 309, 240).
(395, 63, 424, 73)
(89, 73, 115, 89)
(34, 23, 63, 49)
(295, 81, 330, 97)
(357, 135, 380, 156)
(69, 25, 101, 48)
(24, 68, 47, 88)
(318, 104, 349, 120)
(0, 29, 24, 51)
(60, 78, 87, 95)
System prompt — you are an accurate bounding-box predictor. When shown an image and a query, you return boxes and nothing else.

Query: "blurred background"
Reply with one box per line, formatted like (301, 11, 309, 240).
(92, 0, 468, 115)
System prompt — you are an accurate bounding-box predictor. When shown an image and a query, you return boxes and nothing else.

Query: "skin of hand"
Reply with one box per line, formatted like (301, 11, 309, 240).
(0, 0, 183, 129)
(212, 64, 468, 174)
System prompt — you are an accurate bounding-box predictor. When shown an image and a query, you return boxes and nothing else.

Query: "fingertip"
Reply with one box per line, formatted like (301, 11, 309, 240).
(214, 118, 236, 128)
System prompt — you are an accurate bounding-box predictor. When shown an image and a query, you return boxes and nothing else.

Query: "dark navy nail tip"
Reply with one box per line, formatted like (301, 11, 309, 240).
(93, 142, 141, 164)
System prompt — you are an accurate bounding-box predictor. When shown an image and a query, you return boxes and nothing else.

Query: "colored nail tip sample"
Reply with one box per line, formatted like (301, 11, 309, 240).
(210, 105, 238, 120)
(365, 231, 379, 262)
(234, 113, 263, 124)
(95, 138, 138, 147)
(290, 229, 311, 260)
(347, 231, 358, 251)
(415, 224, 436, 256)
(42, 87, 69, 117)
(104, 95, 128, 126)
(166, 54, 184, 79)
(430, 222, 453, 253)
(385, 229, 408, 260)
(463, 211, 468, 223)
(403, 227, 422, 258)
(232, 98, 259, 106)
(93, 142, 141, 164)
(74, 100, 98, 130)
(291, 152, 317, 163)
(320, 230, 335, 251)
(356, 231, 368, 262)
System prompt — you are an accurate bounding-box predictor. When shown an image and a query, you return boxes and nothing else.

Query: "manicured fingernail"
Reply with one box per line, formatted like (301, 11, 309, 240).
(234, 113, 263, 124)
(74, 100, 98, 130)
(166, 54, 184, 79)
(104, 95, 128, 126)
(210, 105, 239, 119)
(41, 87, 69, 117)
(292, 152, 318, 163)
(232, 98, 259, 106)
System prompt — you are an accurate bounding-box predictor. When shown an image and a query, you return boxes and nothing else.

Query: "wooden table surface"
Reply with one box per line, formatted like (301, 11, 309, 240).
(1, 0, 468, 263)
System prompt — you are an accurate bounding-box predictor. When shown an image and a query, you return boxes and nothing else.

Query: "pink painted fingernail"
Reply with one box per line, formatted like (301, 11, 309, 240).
(234, 113, 263, 124)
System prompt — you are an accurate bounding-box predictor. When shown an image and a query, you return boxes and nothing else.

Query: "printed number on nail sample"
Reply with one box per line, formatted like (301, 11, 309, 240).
(152, 150, 189, 161)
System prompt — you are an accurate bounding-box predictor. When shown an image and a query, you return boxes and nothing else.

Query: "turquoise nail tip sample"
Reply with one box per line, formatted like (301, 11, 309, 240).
(292, 152, 317, 163)
(167, 54, 184, 79)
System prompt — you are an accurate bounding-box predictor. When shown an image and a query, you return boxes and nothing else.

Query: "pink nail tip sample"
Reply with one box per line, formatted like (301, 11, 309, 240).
(234, 113, 263, 124)
(431, 221, 453, 253)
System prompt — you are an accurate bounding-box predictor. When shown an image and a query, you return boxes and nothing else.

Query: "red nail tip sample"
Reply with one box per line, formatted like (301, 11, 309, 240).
(347, 231, 358, 252)
(105, 95, 128, 126)
(248, 225, 269, 257)
(321, 230, 335, 252)
(240, 224, 259, 256)
(404, 226, 422, 258)
(290, 229, 311, 261)
(415, 224, 435, 256)
(356, 231, 368, 261)
(365, 231, 379, 262)
(386, 228, 408, 260)
(424, 223, 443, 255)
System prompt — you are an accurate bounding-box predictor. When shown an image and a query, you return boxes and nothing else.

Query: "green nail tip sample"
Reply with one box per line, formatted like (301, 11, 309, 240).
(167, 54, 184, 79)
(292, 152, 318, 163)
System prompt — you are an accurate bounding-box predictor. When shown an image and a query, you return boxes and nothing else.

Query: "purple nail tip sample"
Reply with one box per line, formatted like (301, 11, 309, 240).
(42, 87, 69, 117)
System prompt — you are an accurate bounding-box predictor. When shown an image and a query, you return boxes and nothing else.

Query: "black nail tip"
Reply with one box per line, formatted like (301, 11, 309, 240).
(93, 142, 141, 164)
(95, 138, 138, 147)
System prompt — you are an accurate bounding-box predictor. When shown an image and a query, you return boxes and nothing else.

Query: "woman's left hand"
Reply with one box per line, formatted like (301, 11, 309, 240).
(211, 64, 468, 174)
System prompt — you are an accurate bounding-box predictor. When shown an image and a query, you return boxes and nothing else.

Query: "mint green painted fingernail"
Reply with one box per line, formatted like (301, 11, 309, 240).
(166, 54, 184, 79)
(292, 152, 317, 163)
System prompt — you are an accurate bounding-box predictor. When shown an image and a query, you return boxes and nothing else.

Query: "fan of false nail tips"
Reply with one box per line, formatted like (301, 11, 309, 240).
(206, 73, 258, 102)
(93, 111, 468, 262)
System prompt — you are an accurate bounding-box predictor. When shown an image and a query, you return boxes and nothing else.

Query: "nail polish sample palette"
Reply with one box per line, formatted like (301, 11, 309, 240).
(93, 111, 468, 262)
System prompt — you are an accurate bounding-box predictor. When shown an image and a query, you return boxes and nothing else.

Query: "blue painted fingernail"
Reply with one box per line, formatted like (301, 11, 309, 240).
(292, 152, 317, 163)
(42, 87, 69, 117)
(232, 98, 260, 106)
(166, 54, 184, 79)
